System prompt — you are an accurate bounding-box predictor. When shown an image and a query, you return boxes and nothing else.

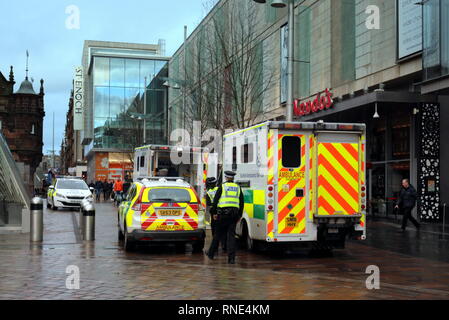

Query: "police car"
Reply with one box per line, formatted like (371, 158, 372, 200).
(118, 177, 206, 252)
(47, 177, 94, 210)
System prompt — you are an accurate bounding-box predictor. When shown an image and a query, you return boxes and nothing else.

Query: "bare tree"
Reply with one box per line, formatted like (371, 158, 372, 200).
(179, 0, 273, 148)
(209, 0, 274, 130)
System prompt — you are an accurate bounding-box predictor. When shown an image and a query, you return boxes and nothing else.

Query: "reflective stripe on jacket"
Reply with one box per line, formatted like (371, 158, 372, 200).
(206, 187, 218, 202)
(217, 182, 241, 209)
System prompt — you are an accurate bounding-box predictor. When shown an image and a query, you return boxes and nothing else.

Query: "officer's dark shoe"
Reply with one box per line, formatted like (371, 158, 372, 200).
(204, 250, 214, 260)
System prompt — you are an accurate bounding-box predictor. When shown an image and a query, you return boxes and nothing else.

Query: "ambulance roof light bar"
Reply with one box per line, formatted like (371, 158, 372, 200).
(269, 121, 365, 132)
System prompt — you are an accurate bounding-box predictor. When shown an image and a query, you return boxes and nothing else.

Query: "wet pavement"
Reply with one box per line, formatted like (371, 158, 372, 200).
(0, 201, 449, 300)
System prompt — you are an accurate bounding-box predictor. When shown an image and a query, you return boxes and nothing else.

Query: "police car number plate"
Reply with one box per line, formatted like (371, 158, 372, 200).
(158, 209, 182, 216)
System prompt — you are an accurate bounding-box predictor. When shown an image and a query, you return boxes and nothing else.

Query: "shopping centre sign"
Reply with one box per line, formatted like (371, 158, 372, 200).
(293, 88, 333, 117)
(73, 66, 84, 130)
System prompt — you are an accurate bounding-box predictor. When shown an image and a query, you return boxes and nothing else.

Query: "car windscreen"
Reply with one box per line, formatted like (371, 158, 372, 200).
(57, 180, 89, 190)
(146, 188, 193, 203)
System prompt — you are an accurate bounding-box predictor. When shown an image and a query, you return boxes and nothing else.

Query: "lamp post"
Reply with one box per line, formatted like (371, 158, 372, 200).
(253, 0, 294, 122)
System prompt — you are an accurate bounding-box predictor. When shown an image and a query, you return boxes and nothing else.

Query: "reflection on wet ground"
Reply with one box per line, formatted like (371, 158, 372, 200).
(0, 201, 448, 300)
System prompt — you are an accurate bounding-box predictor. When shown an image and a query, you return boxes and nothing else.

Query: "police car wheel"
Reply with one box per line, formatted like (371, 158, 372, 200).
(124, 225, 136, 252)
(175, 243, 186, 253)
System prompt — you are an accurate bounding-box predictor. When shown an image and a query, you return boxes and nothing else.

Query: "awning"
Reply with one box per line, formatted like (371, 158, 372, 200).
(298, 91, 438, 121)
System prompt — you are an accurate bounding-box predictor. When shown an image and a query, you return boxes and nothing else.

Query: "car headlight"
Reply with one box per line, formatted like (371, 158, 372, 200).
(55, 193, 66, 198)
(85, 194, 93, 199)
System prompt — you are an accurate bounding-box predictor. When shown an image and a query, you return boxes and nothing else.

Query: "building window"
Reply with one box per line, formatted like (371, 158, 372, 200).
(31, 124, 35, 135)
(92, 56, 168, 149)
(294, 5, 312, 99)
(0, 120, 2, 130)
(423, 0, 449, 80)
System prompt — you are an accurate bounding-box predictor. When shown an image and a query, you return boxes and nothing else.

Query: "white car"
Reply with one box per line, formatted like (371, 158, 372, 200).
(47, 178, 94, 210)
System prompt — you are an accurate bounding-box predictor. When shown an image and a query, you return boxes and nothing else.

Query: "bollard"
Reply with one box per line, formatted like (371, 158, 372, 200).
(79, 199, 90, 236)
(83, 203, 95, 241)
(30, 197, 44, 242)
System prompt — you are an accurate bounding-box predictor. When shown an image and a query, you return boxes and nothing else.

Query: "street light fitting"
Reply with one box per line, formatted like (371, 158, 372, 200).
(271, 0, 286, 8)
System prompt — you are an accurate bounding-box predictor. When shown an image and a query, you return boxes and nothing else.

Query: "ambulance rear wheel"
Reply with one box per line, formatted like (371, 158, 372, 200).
(243, 222, 256, 252)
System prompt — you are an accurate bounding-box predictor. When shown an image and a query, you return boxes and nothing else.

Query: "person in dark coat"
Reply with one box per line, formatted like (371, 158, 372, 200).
(102, 180, 109, 201)
(94, 180, 103, 201)
(395, 179, 420, 231)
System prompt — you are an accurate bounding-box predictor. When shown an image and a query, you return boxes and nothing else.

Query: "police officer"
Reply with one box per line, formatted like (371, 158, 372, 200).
(205, 171, 244, 264)
(205, 177, 219, 235)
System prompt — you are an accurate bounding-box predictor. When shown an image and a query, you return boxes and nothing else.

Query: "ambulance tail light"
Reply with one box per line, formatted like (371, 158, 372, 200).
(267, 186, 275, 211)
(360, 184, 367, 213)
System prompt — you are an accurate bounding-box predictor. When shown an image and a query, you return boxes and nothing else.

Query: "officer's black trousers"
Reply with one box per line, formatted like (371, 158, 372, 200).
(208, 208, 239, 259)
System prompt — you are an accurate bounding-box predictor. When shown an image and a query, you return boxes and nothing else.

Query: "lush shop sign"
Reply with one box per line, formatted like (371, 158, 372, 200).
(293, 88, 333, 117)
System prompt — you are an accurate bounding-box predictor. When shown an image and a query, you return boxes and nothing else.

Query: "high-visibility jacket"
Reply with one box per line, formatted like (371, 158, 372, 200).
(217, 182, 241, 209)
(206, 187, 218, 203)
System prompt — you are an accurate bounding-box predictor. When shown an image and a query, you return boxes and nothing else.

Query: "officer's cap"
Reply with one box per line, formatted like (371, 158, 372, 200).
(224, 171, 236, 178)
(206, 177, 217, 184)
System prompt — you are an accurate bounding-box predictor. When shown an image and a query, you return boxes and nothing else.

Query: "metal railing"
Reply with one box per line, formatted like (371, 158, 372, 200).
(0, 133, 30, 227)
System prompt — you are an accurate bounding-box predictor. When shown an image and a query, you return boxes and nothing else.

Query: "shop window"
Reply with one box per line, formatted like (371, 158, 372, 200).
(282, 136, 301, 168)
(0, 120, 2, 130)
(140, 156, 145, 168)
(31, 124, 35, 135)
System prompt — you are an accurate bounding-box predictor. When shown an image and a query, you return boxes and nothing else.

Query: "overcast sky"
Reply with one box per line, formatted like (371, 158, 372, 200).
(0, 0, 212, 154)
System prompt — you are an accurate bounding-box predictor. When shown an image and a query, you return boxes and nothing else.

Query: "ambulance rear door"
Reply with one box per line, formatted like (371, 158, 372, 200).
(274, 131, 309, 240)
(314, 131, 363, 217)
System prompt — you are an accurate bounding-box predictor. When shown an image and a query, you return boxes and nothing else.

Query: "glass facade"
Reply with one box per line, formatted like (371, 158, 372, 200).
(92, 56, 168, 150)
(423, 0, 449, 80)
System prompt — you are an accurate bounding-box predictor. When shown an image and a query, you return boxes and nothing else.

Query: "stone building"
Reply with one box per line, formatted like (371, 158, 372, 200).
(0, 66, 45, 192)
(169, 0, 448, 222)
(61, 89, 76, 175)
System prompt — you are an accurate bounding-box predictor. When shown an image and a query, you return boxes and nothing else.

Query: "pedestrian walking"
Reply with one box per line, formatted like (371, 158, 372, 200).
(108, 180, 114, 200)
(94, 180, 103, 202)
(113, 178, 124, 206)
(123, 176, 131, 196)
(205, 171, 244, 264)
(102, 180, 109, 201)
(395, 179, 420, 232)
